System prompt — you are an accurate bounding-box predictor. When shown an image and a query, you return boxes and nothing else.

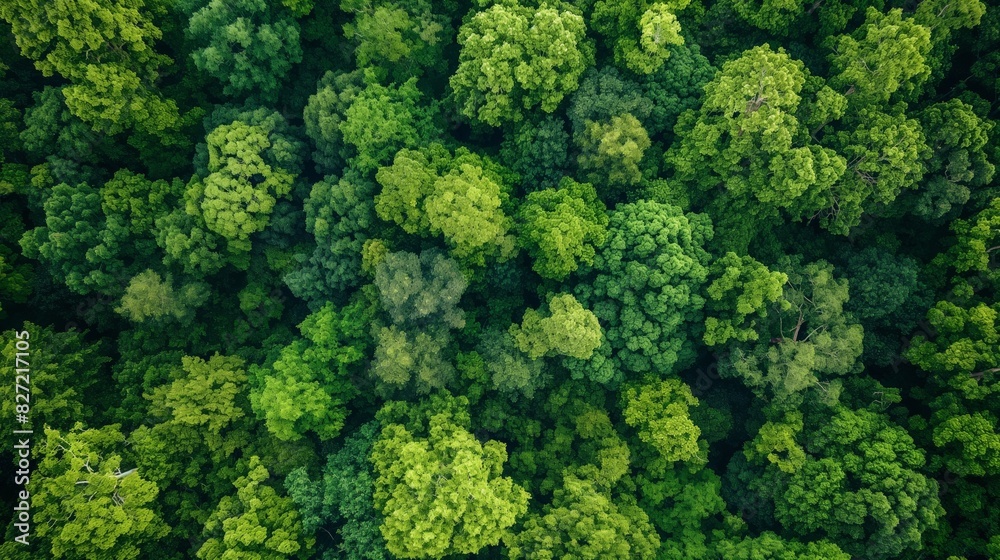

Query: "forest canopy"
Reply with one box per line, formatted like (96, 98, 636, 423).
(1, 0, 1000, 559)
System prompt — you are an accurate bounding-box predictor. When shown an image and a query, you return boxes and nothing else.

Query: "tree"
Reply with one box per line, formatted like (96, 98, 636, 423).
(338, 77, 440, 174)
(371, 393, 530, 558)
(827, 8, 932, 107)
(20, 86, 116, 167)
(369, 324, 455, 393)
(302, 71, 366, 174)
(451, 3, 592, 126)
(368, 249, 468, 393)
(890, 100, 994, 221)
(842, 246, 932, 366)
(146, 354, 249, 435)
(1, 323, 110, 433)
(621, 378, 702, 463)
(475, 333, 547, 399)
(713, 532, 850, 559)
(373, 250, 467, 329)
(340, 0, 452, 81)
(739, 406, 945, 560)
(194, 119, 299, 254)
(590, 0, 689, 74)
(187, 0, 303, 102)
(285, 422, 389, 560)
(640, 43, 715, 139)
(198, 456, 314, 559)
(0, 0, 182, 139)
(908, 299, 1000, 386)
(576, 113, 652, 190)
(932, 194, 1000, 281)
(516, 177, 608, 280)
(425, 162, 516, 265)
(507, 382, 632, 496)
(808, 106, 926, 234)
(720, 258, 864, 409)
(375, 146, 516, 265)
(703, 252, 788, 347)
(505, 474, 659, 559)
(510, 293, 603, 360)
(251, 300, 371, 442)
(498, 115, 570, 191)
(374, 146, 443, 235)
(19, 182, 112, 295)
(573, 200, 713, 383)
(665, 44, 847, 249)
(568, 67, 653, 135)
(285, 167, 378, 307)
(116, 269, 209, 323)
(29, 423, 168, 560)
(728, 0, 803, 36)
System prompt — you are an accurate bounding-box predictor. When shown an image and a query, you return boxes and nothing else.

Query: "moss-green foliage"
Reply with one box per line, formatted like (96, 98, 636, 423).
(450, 2, 592, 126)
(372, 394, 529, 558)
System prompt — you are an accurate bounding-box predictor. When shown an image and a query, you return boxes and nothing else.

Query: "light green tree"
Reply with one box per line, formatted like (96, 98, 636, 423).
(591, 0, 690, 74)
(516, 177, 608, 280)
(622, 378, 702, 463)
(371, 394, 530, 558)
(252, 300, 370, 441)
(576, 113, 652, 190)
(31, 423, 168, 560)
(703, 252, 788, 346)
(505, 474, 659, 559)
(451, 3, 592, 126)
(116, 270, 209, 323)
(0, 0, 182, 139)
(197, 456, 314, 559)
(827, 8, 932, 106)
(510, 293, 603, 360)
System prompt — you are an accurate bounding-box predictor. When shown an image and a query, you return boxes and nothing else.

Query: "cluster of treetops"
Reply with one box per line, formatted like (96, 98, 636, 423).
(0, 0, 999, 558)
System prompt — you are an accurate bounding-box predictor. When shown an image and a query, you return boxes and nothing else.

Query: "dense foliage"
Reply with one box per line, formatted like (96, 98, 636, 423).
(1, 0, 999, 558)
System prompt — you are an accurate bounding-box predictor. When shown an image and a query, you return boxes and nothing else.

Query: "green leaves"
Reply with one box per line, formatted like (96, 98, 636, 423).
(199, 121, 296, 245)
(516, 177, 608, 280)
(376, 146, 515, 266)
(148, 355, 248, 433)
(771, 407, 943, 560)
(591, 0, 690, 75)
(187, 0, 302, 102)
(371, 394, 529, 558)
(369, 250, 467, 393)
(506, 474, 658, 559)
(720, 258, 864, 409)
(704, 252, 788, 346)
(827, 8, 932, 107)
(576, 113, 652, 190)
(451, 3, 592, 126)
(622, 378, 702, 463)
(285, 422, 388, 560)
(198, 456, 314, 559)
(0, 0, 181, 139)
(251, 300, 371, 441)
(116, 269, 208, 323)
(31, 423, 168, 560)
(574, 200, 712, 383)
(425, 163, 515, 265)
(510, 293, 603, 360)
